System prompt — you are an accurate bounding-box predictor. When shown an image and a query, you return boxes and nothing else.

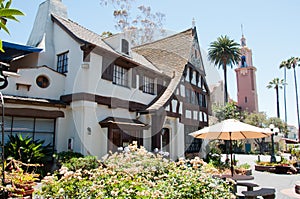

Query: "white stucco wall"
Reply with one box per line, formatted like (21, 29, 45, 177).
(3, 66, 65, 99)
(164, 117, 185, 160)
(52, 23, 84, 94)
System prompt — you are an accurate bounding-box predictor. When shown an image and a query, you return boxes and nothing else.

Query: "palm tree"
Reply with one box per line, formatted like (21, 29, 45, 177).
(279, 61, 288, 123)
(267, 78, 285, 118)
(0, 0, 24, 52)
(280, 57, 300, 141)
(208, 35, 241, 105)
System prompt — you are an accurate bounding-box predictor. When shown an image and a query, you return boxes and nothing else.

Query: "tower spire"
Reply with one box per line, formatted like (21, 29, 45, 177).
(192, 18, 196, 28)
(240, 24, 246, 47)
(241, 24, 244, 37)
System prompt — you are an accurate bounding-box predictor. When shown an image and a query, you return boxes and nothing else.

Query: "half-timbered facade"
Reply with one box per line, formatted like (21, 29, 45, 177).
(0, 0, 209, 160)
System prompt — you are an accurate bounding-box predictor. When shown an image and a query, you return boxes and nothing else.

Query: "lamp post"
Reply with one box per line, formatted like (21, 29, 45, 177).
(269, 124, 279, 163)
(0, 92, 4, 186)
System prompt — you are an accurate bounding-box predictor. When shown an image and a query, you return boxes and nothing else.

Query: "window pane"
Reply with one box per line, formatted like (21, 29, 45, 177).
(57, 52, 68, 73)
(143, 76, 154, 94)
(35, 132, 54, 146)
(35, 118, 54, 132)
(12, 117, 34, 133)
(113, 65, 128, 86)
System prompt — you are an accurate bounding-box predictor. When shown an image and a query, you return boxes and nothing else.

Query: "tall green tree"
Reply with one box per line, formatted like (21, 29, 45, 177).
(244, 112, 268, 153)
(266, 78, 285, 119)
(279, 61, 288, 123)
(280, 57, 300, 140)
(265, 117, 288, 138)
(208, 35, 241, 104)
(0, 0, 24, 52)
(213, 101, 244, 122)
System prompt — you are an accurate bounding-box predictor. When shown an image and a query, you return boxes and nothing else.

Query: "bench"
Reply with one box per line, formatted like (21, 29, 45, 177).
(242, 188, 275, 199)
(236, 182, 259, 191)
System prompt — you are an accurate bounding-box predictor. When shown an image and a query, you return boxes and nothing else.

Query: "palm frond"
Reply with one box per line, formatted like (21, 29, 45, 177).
(0, 39, 4, 53)
(0, 20, 9, 34)
(0, 8, 24, 19)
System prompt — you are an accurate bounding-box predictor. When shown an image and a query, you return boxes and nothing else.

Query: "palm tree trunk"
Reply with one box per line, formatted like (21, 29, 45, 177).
(284, 67, 287, 123)
(276, 86, 280, 118)
(223, 62, 228, 105)
(293, 67, 300, 141)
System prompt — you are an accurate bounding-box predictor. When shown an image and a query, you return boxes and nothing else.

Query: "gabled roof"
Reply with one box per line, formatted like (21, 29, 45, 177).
(133, 28, 205, 76)
(133, 28, 207, 111)
(51, 14, 162, 74)
(51, 14, 115, 54)
(133, 29, 193, 61)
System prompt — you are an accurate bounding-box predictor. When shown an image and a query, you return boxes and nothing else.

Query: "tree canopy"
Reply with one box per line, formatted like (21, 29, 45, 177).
(100, 0, 166, 46)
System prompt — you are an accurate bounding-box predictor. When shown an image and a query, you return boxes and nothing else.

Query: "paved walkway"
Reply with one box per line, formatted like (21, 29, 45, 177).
(225, 154, 300, 199)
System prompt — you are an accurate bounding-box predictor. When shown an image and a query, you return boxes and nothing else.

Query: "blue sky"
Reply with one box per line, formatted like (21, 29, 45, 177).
(1, 0, 300, 129)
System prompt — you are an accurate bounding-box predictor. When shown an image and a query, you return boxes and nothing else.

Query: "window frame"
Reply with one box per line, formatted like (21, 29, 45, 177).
(121, 39, 129, 55)
(57, 51, 69, 74)
(113, 64, 129, 87)
(143, 75, 155, 95)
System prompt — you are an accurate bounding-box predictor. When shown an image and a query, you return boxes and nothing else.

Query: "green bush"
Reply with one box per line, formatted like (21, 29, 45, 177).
(54, 151, 84, 165)
(38, 143, 233, 198)
(4, 134, 52, 164)
(62, 156, 100, 171)
(236, 163, 251, 169)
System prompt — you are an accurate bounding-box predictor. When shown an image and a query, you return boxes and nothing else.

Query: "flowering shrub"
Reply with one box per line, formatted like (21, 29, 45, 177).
(38, 143, 233, 198)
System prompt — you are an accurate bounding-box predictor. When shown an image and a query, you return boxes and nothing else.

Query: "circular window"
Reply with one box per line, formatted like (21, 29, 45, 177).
(36, 75, 50, 88)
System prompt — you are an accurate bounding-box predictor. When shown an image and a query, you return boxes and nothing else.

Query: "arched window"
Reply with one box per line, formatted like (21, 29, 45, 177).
(241, 55, 247, 68)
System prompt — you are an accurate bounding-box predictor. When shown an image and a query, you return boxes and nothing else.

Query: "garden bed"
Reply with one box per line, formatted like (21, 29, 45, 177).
(254, 165, 276, 172)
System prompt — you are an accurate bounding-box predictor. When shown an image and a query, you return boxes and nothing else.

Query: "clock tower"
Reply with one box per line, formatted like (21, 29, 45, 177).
(235, 34, 258, 113)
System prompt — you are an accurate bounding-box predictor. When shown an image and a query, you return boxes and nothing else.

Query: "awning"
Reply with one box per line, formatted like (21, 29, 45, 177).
(99, 117, 149, 129)
(0, 41, 42, 63)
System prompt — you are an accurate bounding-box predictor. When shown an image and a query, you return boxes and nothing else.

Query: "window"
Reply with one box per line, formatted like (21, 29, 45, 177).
(121, 39, 129, 55)
(184, 125, 201, 153)
(36, 75, 50, 88)
(108, 128, 143, 152)
(113, 65, 128, 86)
(185, 88, 191, 103)
(4, 116, 55, 147)
(143, 76, 155, 94)
(161, 128, 170, 152)
(57, 51, 68, 73)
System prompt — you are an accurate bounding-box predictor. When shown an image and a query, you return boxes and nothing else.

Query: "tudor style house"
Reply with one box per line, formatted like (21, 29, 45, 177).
(0, 0, 210, 160)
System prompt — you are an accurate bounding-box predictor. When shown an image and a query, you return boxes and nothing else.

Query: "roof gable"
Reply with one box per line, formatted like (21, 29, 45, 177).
(133, 28, 206, 75)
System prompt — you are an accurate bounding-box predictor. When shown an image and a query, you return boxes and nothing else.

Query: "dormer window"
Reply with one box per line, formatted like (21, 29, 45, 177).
(121, 39, 129, 55)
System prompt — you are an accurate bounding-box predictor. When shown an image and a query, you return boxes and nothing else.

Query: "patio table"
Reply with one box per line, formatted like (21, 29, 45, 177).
(213, 174, 255, 194)
(216, 174, 254, 181)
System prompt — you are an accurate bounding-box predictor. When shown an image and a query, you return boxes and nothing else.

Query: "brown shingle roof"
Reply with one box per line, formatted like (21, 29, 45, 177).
(52, 14, 116, 54)
(132, 30, 196, 110)
(132, 29, 193, 76)
(51, 14, 162, 74)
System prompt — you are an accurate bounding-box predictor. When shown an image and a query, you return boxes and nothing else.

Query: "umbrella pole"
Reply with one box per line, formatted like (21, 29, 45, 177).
(229, 132, 234, 177)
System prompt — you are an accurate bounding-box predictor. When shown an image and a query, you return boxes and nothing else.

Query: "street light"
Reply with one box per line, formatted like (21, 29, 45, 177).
(269, 124, 279, 163)
(0, 92, 4, 186)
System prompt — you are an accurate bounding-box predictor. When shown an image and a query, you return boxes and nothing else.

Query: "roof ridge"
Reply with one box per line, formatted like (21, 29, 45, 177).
(132, 28, 193, 49)
(52, 14, 103, 40)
